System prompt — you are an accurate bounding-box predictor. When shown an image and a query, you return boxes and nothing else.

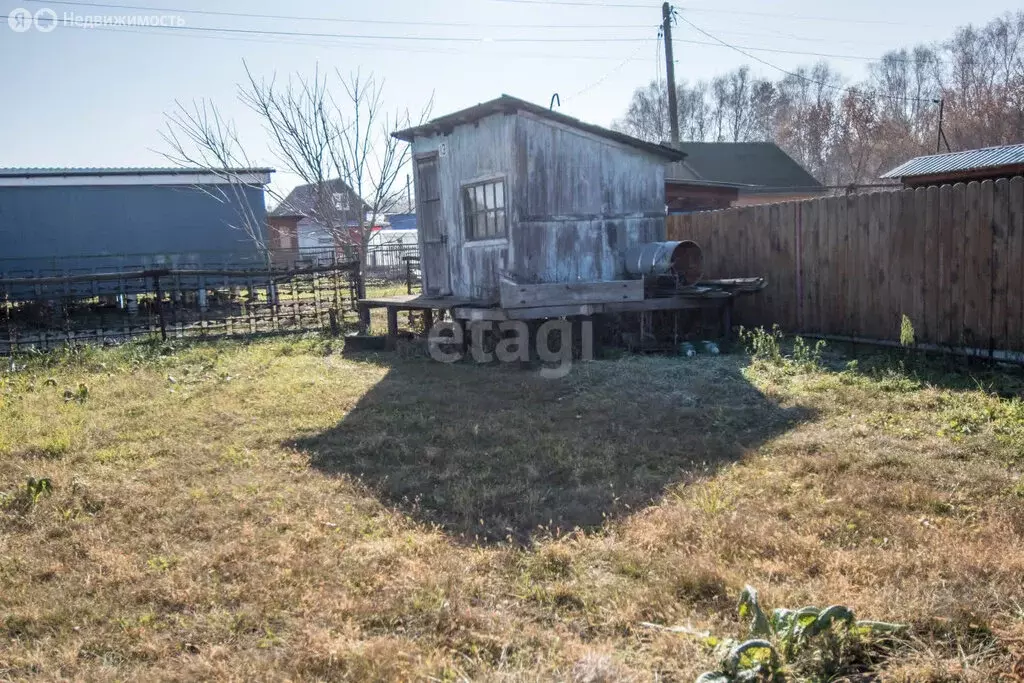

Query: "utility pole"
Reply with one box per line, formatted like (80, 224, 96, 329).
(662, 2, 680, 144)
(406, 174, 411, 210)
(934, 98, 944, 153)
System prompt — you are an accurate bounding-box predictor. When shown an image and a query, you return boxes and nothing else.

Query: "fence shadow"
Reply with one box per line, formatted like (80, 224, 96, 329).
(289, 355, 814, 544)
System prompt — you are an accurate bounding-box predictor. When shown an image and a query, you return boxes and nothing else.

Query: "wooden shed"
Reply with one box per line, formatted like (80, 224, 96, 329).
(392, 95, 686, 303)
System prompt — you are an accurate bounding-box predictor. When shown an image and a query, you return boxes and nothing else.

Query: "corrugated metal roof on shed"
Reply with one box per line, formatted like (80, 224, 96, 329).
(880, 142, 1024, 179)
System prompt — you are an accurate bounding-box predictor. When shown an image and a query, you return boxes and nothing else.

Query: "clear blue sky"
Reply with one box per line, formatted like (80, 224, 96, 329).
(1, 0, 1018, 198)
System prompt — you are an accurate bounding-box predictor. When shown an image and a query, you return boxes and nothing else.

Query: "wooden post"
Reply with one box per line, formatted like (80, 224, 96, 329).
(385, 306, 399, 351)
(422, 308, 434, 335)
(153, 274, 167, 341)
(358, 303, 371, 333)
(662, 2, 679, 145)
(591, 314, 605, 359)
(328, 308, 340, 336)
(721, 297, 734, 343)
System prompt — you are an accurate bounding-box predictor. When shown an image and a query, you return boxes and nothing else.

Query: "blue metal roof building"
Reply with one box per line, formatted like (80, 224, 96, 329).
(0, 167, 273, 279)
(881, 142, 1024, 187)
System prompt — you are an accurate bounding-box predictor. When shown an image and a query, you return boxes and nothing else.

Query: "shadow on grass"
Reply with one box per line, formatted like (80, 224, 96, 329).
(289, 355, 814, 544)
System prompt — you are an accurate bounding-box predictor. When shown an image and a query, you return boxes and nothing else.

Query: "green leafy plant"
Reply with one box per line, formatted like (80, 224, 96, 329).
(791, 336, 827, 371)
(690, 586, 905, 682)
(740, 326, 825, 373)
(24, 477, 53, 503)
(739, 325, 784, 364)
(899, 314, 916, 348)
(1, 477, 54, 515)
(63, 383, 89, 403)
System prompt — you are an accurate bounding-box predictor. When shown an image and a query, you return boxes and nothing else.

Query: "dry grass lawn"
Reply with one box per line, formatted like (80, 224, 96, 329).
(1, 334, 1024, 681)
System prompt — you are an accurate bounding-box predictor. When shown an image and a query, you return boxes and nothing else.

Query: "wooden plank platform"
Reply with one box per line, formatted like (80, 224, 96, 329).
(357, 294, 485, 310)
(357, 294, 493, 347)
(499, 276, 643, 309)
(358, 288, 753, 350)
(453, 294, 734, 322)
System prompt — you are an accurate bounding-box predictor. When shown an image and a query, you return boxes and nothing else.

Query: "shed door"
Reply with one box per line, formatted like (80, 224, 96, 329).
(416, 154, 450, 295)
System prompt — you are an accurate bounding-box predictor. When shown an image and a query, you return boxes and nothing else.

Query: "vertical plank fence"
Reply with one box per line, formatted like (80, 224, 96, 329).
(668, 176, 1024, 357)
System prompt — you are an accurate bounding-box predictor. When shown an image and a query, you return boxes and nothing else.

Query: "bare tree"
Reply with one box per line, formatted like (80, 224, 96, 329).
(724, 66, 752, 142)
(239, 65, 432, 267)
(163, 62, 433, 274)
(161, 99, 276, 258)
(614, 10, 1024, 186)
(614, 80, 671, 142)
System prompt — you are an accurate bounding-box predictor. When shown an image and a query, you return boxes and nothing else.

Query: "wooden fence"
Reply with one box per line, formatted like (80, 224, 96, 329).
(667, 176, 1024, 356)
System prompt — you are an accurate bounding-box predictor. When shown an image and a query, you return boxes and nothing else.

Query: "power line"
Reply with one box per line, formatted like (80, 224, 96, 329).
(20, 0, 661, 29)
(18, 13, 659, 43)
(571, 42, 650, 99)
(20, 1, 940, 57)
(683, 7, 932, 28)
(59, 21, 652, 60)
(675, 13, 935, 103)
(490, 0, 930, 27)
(674, 37, 925, 63)
(491, 0, 658, 8)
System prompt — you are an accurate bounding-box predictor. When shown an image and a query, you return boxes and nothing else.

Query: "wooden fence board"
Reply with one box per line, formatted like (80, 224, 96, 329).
(787, 200, 801, 331)
(963, 182, 981, 347)
(951, 184, 967, 346)
(866, 191, 884, 340)
(1009, 177, 1024, 352)
(850, 194, 863, 338)
(912, 188, 929, 344)
(842, 194, 855, 337)
(991, 179, 1010, 352)
(895, 189, 914, 342)
(779, 201, 795, 331)
(877, 191, 894, 340)
(766, 203, 780, 330)
(799, 200, 811, 331)
(924, 186, 940, 347)
(819, 196, 834, 335)
(889, 191, 904, 341)
(977, 181, 996, 352)
(664, 177, 1024, 353)
(964, 182, 984, 348)
(936, 184, 954, 346)
(817, 198, 829, 334)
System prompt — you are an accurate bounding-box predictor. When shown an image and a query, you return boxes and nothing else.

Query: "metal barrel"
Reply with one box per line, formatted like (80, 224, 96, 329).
(623, 240, 703, 283)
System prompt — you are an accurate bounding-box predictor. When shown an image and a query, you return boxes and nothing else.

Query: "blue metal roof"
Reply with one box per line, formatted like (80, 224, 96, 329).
(880, 142, 1024, 179)
(0, 166, 275, 177)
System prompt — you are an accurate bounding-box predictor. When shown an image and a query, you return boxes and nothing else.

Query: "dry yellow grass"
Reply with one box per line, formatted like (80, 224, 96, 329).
(1, 336, 1023, 681)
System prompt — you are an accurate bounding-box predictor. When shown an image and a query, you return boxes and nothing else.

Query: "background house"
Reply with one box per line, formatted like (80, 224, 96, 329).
(667, 142, 824, 206)
(880, 142, 1024, 187)
(385, 212, 417, 231)
(393, 94, 685, 301)
(0, 167, 272, 276)
(663, 159, 743, 213)
(267, 178, 372, 265)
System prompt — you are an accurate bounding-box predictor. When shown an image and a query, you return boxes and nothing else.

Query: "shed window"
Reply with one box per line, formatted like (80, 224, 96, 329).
(463, 179, 506, 240)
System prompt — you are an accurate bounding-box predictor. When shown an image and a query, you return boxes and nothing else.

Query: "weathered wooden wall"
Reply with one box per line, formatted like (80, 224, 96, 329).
(513, 111, 665, 285)
(409, 109, 669, 301)
(667, 177, 1024, 355)
(411, 112, 516, 300)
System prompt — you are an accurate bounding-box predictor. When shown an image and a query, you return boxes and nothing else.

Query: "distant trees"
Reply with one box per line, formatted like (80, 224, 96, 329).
(615, 10, 1024, 186)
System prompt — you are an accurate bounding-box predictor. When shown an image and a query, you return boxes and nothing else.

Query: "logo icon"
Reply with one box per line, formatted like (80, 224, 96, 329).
(34, 8, 57, 32)
(8, 7, 33, 32)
